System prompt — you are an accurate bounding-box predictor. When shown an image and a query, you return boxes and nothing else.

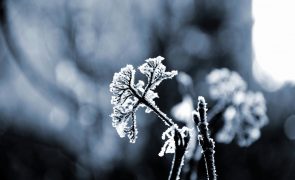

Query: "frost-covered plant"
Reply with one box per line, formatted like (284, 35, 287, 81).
(171, 70, 268, 180)
(110, 56, 190, 180)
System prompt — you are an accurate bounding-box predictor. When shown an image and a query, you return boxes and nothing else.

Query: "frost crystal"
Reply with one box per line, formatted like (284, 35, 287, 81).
(159, 124, 190, 157)
(110, 56, 178, 143)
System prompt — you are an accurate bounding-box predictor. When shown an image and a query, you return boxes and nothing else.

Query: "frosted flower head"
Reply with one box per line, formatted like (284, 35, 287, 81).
(207, 68, 246, 100)
(216, 91, 268, 147)
(110, 56, 178, 143)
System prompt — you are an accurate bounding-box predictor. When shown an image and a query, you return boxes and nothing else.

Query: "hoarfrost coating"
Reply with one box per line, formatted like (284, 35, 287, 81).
(159, 124, 191, 157)
(110, 56, 178, 143)
(110, 56, 191, 180)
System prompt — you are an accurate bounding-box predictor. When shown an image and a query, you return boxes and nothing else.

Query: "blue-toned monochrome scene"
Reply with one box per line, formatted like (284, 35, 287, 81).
(0, 0, 295, 180)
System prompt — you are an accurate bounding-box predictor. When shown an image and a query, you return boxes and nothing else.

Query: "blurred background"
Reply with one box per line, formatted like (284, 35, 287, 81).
(0, 0, 295, 179)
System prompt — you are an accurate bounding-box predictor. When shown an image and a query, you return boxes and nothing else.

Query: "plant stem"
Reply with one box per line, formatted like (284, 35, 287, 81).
(130, 86, 174, 126)
(184, 99, 224, 179)
(142, 97, 174, 126)
(194, 96, 217, 180)
(169, 129, 190, 180)
(169, 150, 185, 180)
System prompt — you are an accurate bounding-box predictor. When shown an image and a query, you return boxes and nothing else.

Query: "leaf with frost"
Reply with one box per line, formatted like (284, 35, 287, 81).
(111, 105, 138, 143)
(110, 65, 140, 143)
(110, 56, 178, 143)
(138, 56, 177, 118)
(110, 65, 137, 106)
(138, 56, 178, 91)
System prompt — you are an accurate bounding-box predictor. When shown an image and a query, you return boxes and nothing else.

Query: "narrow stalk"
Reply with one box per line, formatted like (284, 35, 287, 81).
(130, 86, 174, 126)
(193, 96, 217, 180)
(185, 99, 224, 179)
(142, 97, 174, 126)
(169, 129, 190, 180)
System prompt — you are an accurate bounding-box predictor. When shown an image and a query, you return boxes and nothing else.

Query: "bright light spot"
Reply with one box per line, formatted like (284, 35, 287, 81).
(253, 0, 295, 90)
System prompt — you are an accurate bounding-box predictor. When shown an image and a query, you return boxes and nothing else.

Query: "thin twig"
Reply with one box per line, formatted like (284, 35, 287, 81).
(130, 86, 174, 126)
(169, 128, 190, 180)
(193, 96, 217, 180)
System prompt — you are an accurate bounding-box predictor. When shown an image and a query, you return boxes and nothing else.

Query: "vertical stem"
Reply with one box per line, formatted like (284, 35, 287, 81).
(194, 96, 217, 180)
(169, 149, 185, 180)
(184, 99, 224, 180)
(169, 129, 190, 180)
